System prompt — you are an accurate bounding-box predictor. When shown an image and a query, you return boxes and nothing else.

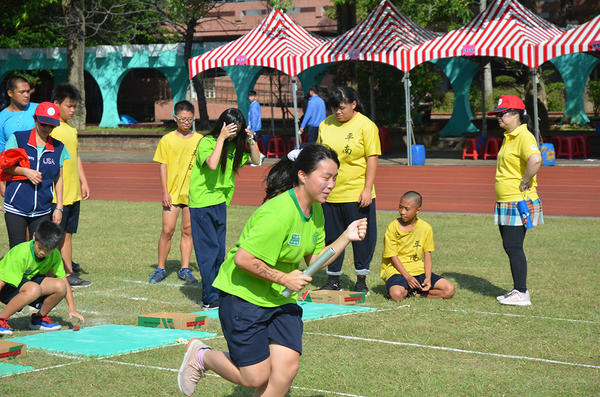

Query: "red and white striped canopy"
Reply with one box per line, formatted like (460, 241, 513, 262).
(299, 0, 437, 73)
(188, 9, 324, 78)
(404, 0, 563, 70)
(535, 14, 600, 65)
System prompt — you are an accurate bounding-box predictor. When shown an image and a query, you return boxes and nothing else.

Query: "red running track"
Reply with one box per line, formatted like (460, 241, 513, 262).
(85, 163, 600, 218)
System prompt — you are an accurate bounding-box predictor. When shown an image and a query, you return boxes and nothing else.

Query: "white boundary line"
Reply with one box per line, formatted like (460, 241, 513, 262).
(305, 332, 600, 369)
(441, 308, 599, 324)
(102, 359, 370, 397)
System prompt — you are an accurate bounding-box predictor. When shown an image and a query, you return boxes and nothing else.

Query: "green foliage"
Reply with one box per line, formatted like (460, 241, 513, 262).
(269, 0, 295, 12)
(0, 0, 65, 48)
(588, 80, 600, 116)
(392, 0, 474, 31)
(495, 75, 517, 87)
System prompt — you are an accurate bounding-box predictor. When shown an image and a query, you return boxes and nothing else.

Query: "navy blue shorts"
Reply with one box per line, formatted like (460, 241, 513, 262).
(386, 273, 444, 292)
(218, 292, 303, 367)
(0, 275, 47, 308)
(52, 201, 80, 234)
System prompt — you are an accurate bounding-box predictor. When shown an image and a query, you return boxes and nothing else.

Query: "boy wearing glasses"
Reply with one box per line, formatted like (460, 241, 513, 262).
(150, 100, 202, 284)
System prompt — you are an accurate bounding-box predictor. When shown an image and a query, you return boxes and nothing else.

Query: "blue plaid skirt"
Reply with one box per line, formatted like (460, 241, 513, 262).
(494, 198, 544, 226)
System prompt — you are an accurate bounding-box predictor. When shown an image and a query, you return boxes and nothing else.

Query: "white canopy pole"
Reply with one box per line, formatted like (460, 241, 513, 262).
(292, 77, 301, 150)
(531, 68, 540, 143)
(403, 72, 413, 166)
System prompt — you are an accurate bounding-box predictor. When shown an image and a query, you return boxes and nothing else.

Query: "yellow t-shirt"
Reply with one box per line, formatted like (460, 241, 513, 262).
(153, 131, 202, 206)
(317, 112, 381, 203)
(51, 121, 80, 205)
(380, 218, 434, 282)
(495, 124, 540, 203)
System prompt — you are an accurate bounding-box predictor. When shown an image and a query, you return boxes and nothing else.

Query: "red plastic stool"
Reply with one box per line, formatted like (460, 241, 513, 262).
(483, 137, 502, 160)
(266, 135, 286, 158)
(379, 127, 391, 155)
(551, 136, 565, 155)
(575, 135, 592, 158)
(557, 136, 582, 160)
(462, 138, 479, 160)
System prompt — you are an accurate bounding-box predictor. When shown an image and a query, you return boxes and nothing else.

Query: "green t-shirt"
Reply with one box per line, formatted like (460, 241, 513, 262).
(188, 135, 251, 208)
(0, 241, 65, 287)
(213, 189, 326, 307)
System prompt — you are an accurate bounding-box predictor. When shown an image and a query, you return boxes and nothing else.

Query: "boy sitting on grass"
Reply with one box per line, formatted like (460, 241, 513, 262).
(0, 220, 85, 336)
(381, 191, 455, 301)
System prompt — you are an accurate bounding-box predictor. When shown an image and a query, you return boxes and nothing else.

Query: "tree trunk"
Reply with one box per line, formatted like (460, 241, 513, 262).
(184, 18, 210, 130)
(62, 0, 86, 130)
(336, 1, 357, 87)
(560, 0, 578, 26)
(480, 1, 493, 106)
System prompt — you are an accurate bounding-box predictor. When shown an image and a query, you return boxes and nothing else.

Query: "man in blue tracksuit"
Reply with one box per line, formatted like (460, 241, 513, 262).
(300, 85, 326, 143)
(247, 90, 261, 138)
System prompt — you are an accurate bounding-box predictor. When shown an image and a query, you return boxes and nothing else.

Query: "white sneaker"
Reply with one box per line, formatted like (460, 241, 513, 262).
(499, 290, 531, 306)
(496, 289, 517, 301)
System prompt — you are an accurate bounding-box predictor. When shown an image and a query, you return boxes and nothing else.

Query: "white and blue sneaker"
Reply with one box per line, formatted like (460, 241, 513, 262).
(149, 268, 167, 284)
(178, 268, 198, 284)
(29, 314, 62, 331)
(499, 290, 531, 306)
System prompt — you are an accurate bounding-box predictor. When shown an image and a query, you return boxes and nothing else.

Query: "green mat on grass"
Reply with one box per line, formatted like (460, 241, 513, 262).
(192, 301, 376, 321)
(8, 324, 216, 357)
(0, 362, 35, 376)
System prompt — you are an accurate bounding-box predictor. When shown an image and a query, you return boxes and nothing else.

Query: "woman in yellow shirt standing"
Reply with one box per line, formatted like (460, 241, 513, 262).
(317, 86, 380, 295)
(487, 95, 543, 307)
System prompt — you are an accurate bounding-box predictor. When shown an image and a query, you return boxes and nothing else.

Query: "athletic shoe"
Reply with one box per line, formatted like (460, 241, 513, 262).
(177, 338, 212, 396)
(354, 277, 370, 296)
(0, 317, 13, 336)
(202, 300, 219, 310)
(499, 290, 531, 306)
(496, 289, 517, 301)
(178, 269, 198, 284)
(318, 278, 342, 292)
(149, 268, 167, 284)
(67, 273, 92, 288)
(71, 262, 83, 273)
(29, 314, 62, 331)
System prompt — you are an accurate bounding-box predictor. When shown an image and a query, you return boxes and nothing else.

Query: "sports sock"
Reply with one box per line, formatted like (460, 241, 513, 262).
(197, 348, 209, 369)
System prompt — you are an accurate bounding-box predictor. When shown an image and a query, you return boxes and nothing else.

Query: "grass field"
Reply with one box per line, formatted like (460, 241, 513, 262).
(1, 200, 599, 396)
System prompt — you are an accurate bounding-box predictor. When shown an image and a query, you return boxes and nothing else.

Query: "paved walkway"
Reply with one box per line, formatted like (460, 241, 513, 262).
(81, 149, 600, 218)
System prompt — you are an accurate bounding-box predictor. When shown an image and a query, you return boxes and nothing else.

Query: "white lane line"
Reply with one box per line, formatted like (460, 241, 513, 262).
(103, 359, 370, 397)
(1, 361, 80, 378)
(305, 332, 600, 369)
(441, 308, 599, 324)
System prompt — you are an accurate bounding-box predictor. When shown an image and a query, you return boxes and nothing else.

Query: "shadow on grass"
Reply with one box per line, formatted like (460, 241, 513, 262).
(441, 272, 506, 297)
(309, 272, 358, 291)
(227, 385, 325, 397)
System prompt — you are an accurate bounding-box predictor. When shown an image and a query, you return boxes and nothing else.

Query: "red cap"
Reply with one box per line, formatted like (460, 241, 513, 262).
(35, 102, 61, 126)
(487, 95, 525, 115)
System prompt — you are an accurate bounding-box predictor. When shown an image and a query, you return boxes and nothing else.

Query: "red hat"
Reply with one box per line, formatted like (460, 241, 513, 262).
(35, 102, 61, 126)
(487, 95, 525, 115)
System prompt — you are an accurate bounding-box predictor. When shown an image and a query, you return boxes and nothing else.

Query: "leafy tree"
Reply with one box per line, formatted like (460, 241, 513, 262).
(143, 0, 220, 130)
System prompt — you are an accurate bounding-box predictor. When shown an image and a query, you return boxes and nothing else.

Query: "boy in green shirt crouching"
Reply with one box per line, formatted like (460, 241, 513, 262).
(0, 220, 85, 336)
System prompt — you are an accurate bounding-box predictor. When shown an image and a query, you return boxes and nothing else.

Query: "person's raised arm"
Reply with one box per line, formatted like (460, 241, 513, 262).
(234, 248, 312, 293)
(205, 123, 238, 170)
(303, 218, 367, 271)
(246, 127, 261, 165)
